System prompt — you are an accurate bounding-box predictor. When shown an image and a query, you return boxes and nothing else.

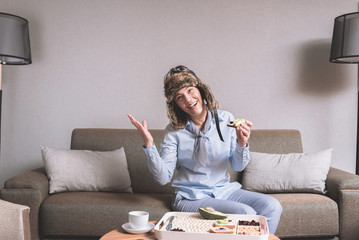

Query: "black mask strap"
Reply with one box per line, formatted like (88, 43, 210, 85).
(214, 109, 224, 142)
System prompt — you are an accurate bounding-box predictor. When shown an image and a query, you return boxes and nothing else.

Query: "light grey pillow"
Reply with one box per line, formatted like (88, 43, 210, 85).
(41, 146, 133, 194)
(242, 149, 332, 194)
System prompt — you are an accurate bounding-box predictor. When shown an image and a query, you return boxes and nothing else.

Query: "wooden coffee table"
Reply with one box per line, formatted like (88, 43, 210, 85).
(100, 221, 280, 240)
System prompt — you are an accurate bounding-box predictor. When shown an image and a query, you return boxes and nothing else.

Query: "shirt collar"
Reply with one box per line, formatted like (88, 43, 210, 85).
(185, 109, 222, 132)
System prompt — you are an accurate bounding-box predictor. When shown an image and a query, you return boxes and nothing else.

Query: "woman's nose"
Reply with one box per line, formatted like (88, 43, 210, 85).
(183, 93, 192, 102)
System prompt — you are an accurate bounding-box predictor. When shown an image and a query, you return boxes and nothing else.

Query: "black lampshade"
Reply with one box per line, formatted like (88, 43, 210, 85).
(0, 12, 31, 65)
(330, 12, 359, 64)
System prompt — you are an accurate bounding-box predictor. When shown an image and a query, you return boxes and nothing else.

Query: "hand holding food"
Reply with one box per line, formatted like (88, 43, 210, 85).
(228, 118, 253, 147)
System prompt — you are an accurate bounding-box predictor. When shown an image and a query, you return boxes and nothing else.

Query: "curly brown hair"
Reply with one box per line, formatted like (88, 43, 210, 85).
(163, 65, 219, 128)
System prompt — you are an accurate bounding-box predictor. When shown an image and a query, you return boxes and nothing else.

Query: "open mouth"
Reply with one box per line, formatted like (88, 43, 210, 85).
(188, 101, 198, 109)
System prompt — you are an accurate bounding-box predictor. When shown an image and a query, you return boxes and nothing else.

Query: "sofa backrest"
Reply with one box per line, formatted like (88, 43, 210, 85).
(71, 128, 303, 194)
(71, 128, 171, 194)
(231, 129, 303, 183)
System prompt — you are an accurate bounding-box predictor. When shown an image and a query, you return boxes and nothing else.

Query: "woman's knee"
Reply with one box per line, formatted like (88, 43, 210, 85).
(215, 201, 257, 215)
(240, 205, 257, 215)
(265, 197, 283, 216)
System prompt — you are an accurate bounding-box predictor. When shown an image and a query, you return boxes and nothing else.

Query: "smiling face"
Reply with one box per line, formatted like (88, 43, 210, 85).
(174, 86, 206, 120)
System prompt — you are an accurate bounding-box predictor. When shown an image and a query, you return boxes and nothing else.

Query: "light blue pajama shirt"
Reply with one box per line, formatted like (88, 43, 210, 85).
(143, 109, 249, 201)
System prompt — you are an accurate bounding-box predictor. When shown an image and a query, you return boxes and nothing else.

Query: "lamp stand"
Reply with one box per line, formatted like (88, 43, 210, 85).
(0, 64, 2, 151)
(357, 94, 359, 174)
(357, 66, 359, 175)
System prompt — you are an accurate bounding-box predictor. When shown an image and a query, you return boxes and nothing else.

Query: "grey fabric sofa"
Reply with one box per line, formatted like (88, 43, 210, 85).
(1, 128, 359, 240)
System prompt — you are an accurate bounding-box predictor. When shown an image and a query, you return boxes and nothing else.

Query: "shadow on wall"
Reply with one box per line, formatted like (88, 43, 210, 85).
(297, 39, 352, 96)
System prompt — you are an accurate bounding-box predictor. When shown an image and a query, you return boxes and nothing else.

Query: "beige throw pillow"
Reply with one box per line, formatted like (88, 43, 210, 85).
(41, 146, 133, 194)
(242, 149, 332, 194)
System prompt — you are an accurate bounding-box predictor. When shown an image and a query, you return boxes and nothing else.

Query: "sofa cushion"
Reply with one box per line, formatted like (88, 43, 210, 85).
(39, 192, 172, 237)
(248, 129, 303, 154)
(271, 193, 339, 238)
(41, 146, 132, 194)
(70, 129, 174, 194)
(242, 149, 332, 194)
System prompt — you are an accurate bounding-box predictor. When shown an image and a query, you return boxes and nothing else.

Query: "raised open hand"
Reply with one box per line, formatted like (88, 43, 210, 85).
(127, 114, 154, 148)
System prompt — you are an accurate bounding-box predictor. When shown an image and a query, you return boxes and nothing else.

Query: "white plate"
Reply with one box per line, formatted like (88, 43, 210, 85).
(122, 222, 155, 234)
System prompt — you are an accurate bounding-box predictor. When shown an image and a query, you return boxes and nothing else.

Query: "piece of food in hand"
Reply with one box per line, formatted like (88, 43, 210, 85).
(199, 206, 228, 220)
(210, 226, 234, 234)
(227, 118, 245, 128)
(214, 219, 235, 229)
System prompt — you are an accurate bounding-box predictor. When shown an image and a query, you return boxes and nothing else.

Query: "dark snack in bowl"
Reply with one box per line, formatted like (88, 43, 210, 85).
(171, 228, 185, 232)
(237, 220, 261, 235)
(238, 220, 260, 226)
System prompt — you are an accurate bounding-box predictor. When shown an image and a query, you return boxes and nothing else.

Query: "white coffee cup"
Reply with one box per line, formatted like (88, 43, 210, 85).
(129, 211, 149, 229)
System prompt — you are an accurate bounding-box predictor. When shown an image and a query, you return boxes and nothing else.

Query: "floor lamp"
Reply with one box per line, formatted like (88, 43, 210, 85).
(330, 12, 359, 175)
(0, 12, 32, 149)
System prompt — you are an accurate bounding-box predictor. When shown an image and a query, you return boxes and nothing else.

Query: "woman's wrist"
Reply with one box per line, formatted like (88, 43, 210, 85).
(236, 139, 247, 148)
(144, 141, 153, 148)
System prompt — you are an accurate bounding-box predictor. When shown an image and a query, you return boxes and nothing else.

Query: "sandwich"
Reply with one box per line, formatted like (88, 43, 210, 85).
(227, 118, 245, 128)
(210, 226, 235, 234)
(214, 220, 235, 229)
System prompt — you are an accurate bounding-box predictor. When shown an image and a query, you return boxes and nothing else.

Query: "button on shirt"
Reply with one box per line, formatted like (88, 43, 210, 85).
(144, 110, 250, 201)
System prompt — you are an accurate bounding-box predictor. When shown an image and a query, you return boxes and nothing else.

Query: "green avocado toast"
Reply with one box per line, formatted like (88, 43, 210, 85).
(199, 206, 228, 220)
(227, 118, 245, 128)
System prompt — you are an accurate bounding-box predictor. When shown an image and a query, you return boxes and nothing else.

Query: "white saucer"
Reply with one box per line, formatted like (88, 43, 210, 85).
(122, 222, 155, 234)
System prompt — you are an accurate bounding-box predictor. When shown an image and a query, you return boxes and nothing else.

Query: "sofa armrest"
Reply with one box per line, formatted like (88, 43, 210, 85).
(326, 167, 359, 240)
(326, 167, 359, 201)
(1, 167, 49, 240)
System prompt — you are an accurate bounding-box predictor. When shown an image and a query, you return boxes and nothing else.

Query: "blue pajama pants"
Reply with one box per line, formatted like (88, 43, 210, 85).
(171, 189, 282, 234)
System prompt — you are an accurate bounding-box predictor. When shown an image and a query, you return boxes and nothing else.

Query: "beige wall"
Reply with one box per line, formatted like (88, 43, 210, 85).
(0, 0, 358, 186)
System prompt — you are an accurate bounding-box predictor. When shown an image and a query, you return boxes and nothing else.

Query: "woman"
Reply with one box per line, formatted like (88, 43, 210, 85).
(128, 65, 282, 234)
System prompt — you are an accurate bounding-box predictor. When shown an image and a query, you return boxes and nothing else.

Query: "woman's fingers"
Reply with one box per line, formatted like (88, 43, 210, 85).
(245, 120, 253, 128)
(240, 123, 251, 136)
(127, 114, 138, 126)
(235, 119, 253, 147)
(142, 120, 147, 130)
(128, 114, 144, 129)
(127, 114, 154, 147)
(128, 114, 142, 133)
(240, 125, 250, 137)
